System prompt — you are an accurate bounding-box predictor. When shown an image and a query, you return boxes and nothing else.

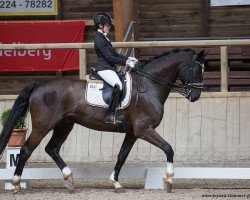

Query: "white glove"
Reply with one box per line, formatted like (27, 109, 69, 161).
(126, 59, 136, 68)
(128, 57, 138, 64)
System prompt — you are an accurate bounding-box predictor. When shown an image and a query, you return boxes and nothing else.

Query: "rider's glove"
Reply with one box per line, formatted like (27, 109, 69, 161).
(126, 59, 136, 68)
(128, 57, 138, 64)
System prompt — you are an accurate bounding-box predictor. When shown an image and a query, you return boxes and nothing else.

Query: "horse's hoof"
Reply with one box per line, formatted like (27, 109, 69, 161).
(114, 187, 126, 193)
(13, 188, 22, 195)
(64, 181, 75, 191)
(165, 181, 173, 193)
(64, 174, 75, 191)
(163, 175, 173, 193)
(67, 188, 75, 194)
(12, 182, 21, 195)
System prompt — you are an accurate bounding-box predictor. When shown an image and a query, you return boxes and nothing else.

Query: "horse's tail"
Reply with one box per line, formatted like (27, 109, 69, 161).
(0, 83, 37, 155)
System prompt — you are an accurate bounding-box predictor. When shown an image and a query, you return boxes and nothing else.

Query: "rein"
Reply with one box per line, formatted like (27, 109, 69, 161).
(134, 67, 191, 97)
(134, 58, 204, 97)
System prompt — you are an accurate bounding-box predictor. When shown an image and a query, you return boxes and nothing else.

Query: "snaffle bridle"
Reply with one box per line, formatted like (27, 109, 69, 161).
(133, 54, 204, 97)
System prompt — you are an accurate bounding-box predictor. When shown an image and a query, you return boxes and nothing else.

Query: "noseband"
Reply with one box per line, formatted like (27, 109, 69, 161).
(181, 60, 204, 95)
(134, 55, 204, 97)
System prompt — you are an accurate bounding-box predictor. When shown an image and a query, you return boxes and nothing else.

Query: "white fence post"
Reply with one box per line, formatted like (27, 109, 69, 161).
(220, 46, 229, 92)
(79, 49, 87, 80)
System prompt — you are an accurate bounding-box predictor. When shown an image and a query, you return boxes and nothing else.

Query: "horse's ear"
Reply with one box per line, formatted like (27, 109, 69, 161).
(197, 50, 208, 61)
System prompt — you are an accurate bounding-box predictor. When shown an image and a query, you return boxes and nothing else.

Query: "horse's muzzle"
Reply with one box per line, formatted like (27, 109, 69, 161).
(186, 89, 201, 102)
(190, 96, 200, 102)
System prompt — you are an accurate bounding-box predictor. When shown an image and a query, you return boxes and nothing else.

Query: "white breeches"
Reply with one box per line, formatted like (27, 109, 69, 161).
(97, 70, 122, 90)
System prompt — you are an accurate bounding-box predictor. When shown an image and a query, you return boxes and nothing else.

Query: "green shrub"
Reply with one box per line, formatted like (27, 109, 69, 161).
(1, 109, 26, 129)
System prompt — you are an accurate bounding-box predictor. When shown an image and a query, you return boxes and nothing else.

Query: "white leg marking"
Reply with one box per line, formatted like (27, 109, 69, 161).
(62, 166, 72, 178)
(12, 175, 21, 183)
(167, 162, 174, 175)
(110, 171, 115, 181)
(109, 171, 122, 189)
(165, 162, 174, 192)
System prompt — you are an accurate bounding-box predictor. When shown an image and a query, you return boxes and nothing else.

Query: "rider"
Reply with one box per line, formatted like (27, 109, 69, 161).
(93, 12, 138, 124)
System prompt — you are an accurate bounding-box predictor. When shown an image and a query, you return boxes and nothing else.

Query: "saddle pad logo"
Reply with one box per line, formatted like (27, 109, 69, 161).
(89, 84, 99, 91)
(85, 73, 132, 109)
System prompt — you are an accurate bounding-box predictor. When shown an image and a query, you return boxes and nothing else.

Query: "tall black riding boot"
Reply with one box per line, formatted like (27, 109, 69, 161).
(105, 85, 122, 124)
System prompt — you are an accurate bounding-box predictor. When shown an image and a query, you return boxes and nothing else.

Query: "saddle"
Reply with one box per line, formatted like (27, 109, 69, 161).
(85, 68, 128, 105)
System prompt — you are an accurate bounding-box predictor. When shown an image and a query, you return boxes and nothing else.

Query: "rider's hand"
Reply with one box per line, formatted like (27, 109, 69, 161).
(128, 57, 138, 64)
(126, 59, 136, 68)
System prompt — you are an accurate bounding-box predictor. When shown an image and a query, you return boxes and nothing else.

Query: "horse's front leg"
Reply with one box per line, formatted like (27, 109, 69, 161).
(137, 126, 174, 192)
(110, 132, 137, 193)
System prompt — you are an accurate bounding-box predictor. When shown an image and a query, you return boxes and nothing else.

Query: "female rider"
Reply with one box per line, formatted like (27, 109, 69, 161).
(93, 12, 138, 124)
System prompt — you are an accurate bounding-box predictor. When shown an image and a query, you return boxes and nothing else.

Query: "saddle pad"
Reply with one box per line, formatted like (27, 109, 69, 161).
(85, 73, 132, 109)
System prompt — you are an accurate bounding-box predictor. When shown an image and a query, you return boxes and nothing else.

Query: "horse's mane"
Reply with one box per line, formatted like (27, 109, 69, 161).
(138, 48, 196, 69)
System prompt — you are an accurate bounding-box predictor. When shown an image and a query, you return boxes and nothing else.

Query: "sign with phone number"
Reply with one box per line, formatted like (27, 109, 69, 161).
(0, 0, 58, 16)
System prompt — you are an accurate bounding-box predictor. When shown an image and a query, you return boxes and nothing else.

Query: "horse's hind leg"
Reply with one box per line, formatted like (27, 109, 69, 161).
(12, 129, 47, 193)
(110, 132, 137, 193)
(45, 120, 74, 191)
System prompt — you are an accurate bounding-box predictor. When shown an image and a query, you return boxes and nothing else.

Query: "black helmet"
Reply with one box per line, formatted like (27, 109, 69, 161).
(93, 12, 113, 26)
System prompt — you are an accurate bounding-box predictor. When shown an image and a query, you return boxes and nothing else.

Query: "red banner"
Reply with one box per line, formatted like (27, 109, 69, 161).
(0, 21, 85, 72)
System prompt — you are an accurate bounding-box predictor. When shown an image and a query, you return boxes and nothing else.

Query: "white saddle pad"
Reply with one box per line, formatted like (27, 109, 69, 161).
(85, 72, 132, 109)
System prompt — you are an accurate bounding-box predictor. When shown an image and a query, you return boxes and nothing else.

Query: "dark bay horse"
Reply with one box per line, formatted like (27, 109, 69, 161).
(0, 48, 206, 193)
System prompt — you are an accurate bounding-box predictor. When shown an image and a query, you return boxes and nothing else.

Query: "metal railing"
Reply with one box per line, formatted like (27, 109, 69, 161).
(118, 21, 136, 57)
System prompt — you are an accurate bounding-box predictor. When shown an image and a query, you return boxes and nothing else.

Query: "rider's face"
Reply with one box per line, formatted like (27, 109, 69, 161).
(103, 23, 111, 34)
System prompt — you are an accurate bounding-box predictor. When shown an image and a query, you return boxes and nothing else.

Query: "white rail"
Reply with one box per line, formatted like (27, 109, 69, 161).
(1, 39, 250, 50)
(1, 166, 250, 189)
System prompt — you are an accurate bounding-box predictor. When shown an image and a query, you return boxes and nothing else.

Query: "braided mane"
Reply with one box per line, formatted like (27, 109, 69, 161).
(138, 48, 196, 69)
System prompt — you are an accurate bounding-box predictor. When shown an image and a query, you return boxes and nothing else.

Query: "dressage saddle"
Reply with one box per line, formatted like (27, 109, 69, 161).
(89, 68, 127, 105)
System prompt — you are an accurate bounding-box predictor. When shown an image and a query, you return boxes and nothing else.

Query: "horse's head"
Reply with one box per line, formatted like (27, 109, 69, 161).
(178, 50, 207, 102)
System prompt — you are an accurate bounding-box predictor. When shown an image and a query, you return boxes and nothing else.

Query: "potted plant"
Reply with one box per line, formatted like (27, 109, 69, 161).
(1, 108, 27, 147)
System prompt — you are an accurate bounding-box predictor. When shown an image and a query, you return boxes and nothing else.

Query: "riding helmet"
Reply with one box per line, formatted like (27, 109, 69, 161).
(93, 12, 113, 26)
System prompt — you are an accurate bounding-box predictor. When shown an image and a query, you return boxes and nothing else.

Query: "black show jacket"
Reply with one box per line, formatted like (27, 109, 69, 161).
(94, 31, 128, 71)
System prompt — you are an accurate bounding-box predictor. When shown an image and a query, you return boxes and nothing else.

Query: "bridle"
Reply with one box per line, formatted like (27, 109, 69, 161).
(133, 54, 204, 97)
(179, 56, 204, 94)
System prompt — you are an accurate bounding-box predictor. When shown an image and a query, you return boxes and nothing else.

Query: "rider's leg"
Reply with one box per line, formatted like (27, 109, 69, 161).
(105, 84, 122, 123)
(97, 70, 122, 90)
(97, 70, 122, 124)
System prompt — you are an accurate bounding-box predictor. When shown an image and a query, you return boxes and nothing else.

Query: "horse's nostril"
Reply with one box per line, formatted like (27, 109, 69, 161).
(194, 97, 199, 102)
(189, 96, 199, 102)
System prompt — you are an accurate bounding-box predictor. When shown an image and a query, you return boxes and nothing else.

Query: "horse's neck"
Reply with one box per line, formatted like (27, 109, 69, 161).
(144, 56, 179, 83)
(138, 51, 194, 104)
(142, 52, 194, 104)
(138, 57, 177, 104)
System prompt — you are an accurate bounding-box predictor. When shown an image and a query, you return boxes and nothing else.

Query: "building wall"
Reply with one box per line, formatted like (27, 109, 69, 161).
(1, 92, 250, 165)
(138, 0, 250, 39)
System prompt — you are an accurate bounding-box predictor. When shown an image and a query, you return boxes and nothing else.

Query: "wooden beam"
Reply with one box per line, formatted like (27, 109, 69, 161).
(55, 0, 62, 20)
(84, 20, 94, 26)
(113, 0, 138, 42)
(113, 0, 124, 41)
(221, 46, 229, 92)
(79, 49, 87, 80)
(200, 0, 209, 36)
(1, 39, 250, 50)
